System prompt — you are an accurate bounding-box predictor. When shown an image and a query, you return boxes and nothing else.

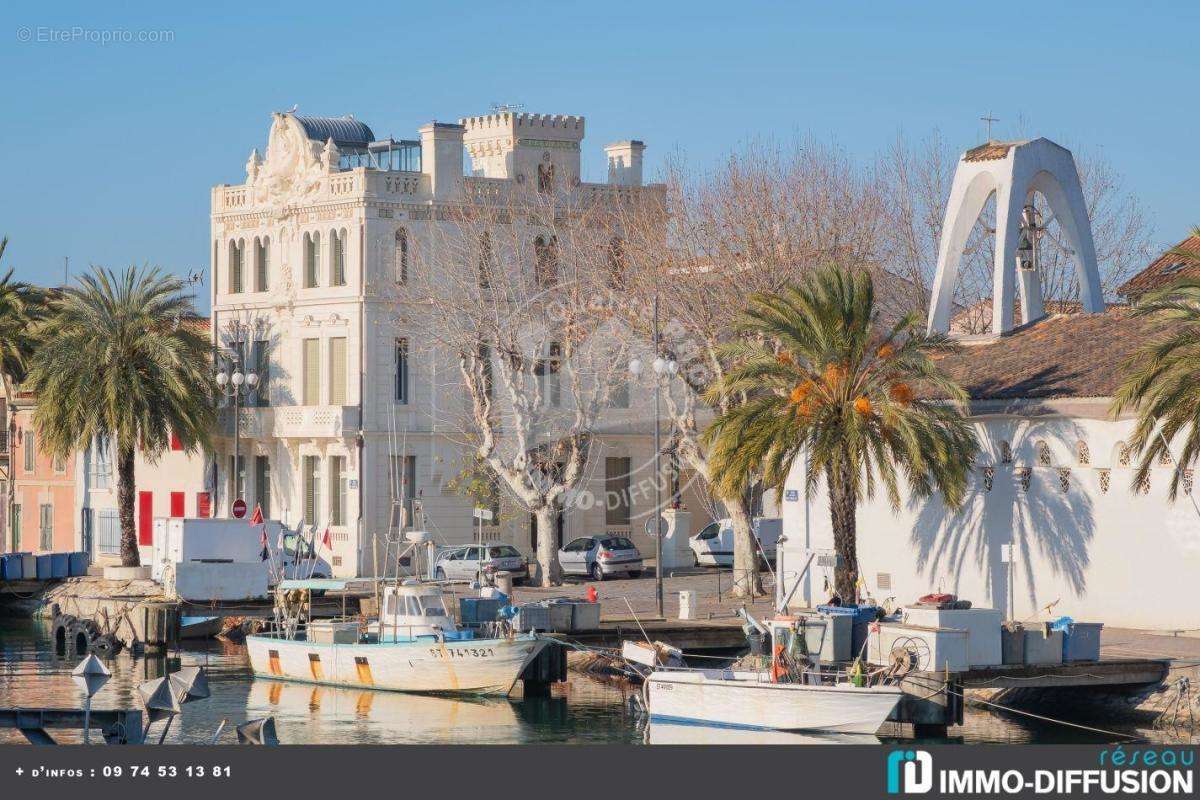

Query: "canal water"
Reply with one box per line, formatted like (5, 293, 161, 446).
(0, 618, 1136, 745)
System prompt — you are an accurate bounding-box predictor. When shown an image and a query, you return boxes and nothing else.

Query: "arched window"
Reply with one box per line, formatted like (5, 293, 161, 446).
(255, 236, 270, 292)
(1076, 439, 1090, 466)
(1036, 440, 1052, 467)
(537, 163, 555, 194)
(395, 228, 408, 284)
(1116, 441, 1131, 468)
(607, 237, 626, 288)
(477, 231, 492, 289)
(304, 232, 321, 288)
(331, 228, 346, 286)
(228, 239, 244, 294)
(534, 235, 558, 288)
(999, 440, 1012, 464)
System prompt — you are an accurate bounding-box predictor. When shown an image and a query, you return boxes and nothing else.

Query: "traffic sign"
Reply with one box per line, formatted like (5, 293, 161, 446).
(473, 507, 495, 521)
(232, 498, 247, 519)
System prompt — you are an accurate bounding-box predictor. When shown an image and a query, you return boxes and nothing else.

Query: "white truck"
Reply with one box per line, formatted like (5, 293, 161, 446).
(151, 518, 286, 601)
(688, 517, 782, 567)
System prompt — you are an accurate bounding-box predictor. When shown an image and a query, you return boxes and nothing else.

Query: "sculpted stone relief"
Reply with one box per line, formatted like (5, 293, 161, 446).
(246, 113, 331, 206)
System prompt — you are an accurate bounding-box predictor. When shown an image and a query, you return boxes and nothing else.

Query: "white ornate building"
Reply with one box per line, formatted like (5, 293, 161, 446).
(210, 109, 711, 577)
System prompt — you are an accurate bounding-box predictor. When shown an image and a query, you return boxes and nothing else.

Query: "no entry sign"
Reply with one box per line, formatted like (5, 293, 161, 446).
(232, 498, 247, 519)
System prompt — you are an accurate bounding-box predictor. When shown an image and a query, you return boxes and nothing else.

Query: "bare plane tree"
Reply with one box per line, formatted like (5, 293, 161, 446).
(615, 139, 890, 597)
(409, 181, 640, 585)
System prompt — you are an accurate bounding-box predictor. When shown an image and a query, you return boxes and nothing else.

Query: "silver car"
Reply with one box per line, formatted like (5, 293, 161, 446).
(433, 544, 529, 584)
(558, 535, 643, 581)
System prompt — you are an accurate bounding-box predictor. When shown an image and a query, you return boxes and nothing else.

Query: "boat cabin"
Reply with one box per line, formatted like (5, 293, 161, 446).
(379, 582, 470, 642)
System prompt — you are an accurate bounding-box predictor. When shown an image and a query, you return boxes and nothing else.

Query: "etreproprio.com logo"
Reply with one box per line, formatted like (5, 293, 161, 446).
(886, 748, 1195, 795)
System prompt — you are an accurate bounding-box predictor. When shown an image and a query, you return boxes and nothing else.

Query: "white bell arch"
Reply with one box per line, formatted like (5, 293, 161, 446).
(927, 138, 1103, 335)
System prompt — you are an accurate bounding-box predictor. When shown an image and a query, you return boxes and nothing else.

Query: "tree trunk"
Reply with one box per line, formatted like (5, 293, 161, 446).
(827, 461, 858, 604)
(117, 441, 140, 567)
(725, 494, 762, 598)
(534, 505, 561, 586)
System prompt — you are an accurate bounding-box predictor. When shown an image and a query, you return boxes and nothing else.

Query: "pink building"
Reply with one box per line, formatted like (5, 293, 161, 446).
(7, 390, 78, 553)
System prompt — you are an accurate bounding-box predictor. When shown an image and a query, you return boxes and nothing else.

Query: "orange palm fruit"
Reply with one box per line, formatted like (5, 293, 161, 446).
(888, 382, 914, 405)
(854, 396, 872, 416)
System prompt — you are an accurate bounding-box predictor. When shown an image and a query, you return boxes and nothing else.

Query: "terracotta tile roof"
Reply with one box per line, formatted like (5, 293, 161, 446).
(1118, 234, 1200, 300)
(963, 141, 1016, 162)
(927, 309, 1160, 401)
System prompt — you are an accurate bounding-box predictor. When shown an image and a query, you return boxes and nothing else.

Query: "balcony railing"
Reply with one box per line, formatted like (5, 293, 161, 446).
(273, 406, 360, 439)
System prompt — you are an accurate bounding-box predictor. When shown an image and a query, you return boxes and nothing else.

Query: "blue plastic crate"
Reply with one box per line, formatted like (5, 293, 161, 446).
(35, 554, 53, 579)
(816, 604, 879, 624)
(459, 597, 504, 625)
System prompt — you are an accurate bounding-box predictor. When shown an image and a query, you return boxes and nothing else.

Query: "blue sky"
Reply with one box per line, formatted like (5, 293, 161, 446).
(3, 1, 1198, 310)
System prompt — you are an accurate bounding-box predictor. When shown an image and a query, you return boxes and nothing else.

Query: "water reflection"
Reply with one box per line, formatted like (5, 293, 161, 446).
(0, 618, 641, 745)
(647, 722, 880, 745)
(0, 618, 1161, 745)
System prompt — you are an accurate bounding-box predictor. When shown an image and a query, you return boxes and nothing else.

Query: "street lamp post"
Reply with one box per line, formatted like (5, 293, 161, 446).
(629, 296, 677, 619)
(216, 357, 258, 511)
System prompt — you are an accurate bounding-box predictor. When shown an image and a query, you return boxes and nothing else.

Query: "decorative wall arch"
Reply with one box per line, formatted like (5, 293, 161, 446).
(927, 138, 1103, 335)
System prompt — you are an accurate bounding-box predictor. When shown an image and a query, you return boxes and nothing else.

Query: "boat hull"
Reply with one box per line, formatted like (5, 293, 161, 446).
(647, 670, 902, 735)
(246, 633, 547, 696)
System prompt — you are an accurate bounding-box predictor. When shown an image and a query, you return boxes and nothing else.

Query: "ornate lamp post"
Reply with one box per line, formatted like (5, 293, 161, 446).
(628, 296, 678, 619)
(216, 358, 258, 508)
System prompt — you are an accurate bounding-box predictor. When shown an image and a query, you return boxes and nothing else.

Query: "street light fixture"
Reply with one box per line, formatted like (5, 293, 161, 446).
(216, 355, 258, 510)
(628, 296, 678, 619)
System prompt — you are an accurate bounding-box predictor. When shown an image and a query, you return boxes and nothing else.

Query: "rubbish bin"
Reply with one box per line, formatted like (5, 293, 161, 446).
(494, 570, 513, 596)
(817, 604, 878, 657)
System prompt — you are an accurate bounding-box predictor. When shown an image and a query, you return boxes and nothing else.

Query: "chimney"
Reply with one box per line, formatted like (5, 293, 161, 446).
(419, 122, 465, 198)
(605, 140, 645, 187)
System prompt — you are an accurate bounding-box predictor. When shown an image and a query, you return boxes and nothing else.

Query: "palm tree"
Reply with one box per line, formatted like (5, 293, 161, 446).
(703, 264, 979, 602)
(26, 266, 214, 566)
(1112, 271, 1200, 497)
(0, 238, 46, 549)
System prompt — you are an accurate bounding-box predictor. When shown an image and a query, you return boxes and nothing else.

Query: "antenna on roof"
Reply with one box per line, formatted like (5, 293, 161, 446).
(489, 102, 524, 114)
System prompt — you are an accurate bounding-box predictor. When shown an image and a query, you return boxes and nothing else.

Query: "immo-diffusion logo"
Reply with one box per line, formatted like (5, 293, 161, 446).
(887, 750, 933, 794)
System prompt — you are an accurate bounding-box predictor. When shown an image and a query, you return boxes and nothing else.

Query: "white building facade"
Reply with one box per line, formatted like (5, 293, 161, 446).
(210, 109, 712, 577)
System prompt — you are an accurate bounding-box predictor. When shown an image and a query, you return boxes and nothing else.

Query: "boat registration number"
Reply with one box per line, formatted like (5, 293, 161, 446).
(429, 647, 496, 659)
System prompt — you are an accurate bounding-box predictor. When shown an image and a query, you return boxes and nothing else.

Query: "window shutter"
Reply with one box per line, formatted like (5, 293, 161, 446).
(303, 339, 320, 405)
(329, 337, 347, 405)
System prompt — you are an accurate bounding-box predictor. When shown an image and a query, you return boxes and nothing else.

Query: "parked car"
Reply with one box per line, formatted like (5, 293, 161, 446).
(433, 543, 529, 584)
(558, 534, 643, 581)
(688, 517, 781, 567)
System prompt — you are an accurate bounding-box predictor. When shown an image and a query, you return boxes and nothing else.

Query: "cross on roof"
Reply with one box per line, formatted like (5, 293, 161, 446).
(981, 113, 1000, 142)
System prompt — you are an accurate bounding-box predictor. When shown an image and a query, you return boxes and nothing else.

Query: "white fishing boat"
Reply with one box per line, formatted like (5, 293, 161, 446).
(641, 612, 902, 735)
(646, 669, 901, 734)
(246, 579, 546, 696)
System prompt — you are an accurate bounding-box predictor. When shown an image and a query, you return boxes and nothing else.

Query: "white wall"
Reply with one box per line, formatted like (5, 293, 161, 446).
(780, 411, 1200, 630)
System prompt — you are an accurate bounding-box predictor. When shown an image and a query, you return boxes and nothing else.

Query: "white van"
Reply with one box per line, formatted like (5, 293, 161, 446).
(688, 517, 781, 567)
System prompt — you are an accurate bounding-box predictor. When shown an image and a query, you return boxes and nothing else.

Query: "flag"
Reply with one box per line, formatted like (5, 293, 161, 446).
(259, 525, 269, 561)
(321, 528, 332, 550)
(249, 504, 264, 526)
